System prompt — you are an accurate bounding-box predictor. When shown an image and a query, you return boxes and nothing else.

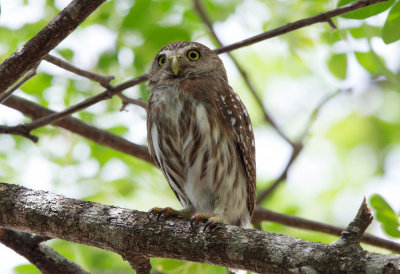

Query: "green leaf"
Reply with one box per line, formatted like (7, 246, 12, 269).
(57, 49, 74, 61)
(348, 24, 381, 39)
(354, 51, 383, 74)
(338, 0, 394, 19)
(20, 72, 53, 95)
(328, 53, 347, 79)
(14, 264, 40, 274)
(382, 1, 400, 44)
(370, 194, 400, 238)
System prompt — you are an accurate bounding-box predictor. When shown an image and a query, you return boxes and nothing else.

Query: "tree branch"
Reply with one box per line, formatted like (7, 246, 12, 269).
(43, 55, 114, 88)
(117, 93, 147, 111)
(252, 206, 400, 253)
(334, 197, 374, 249)
(0, 183, 399, 273)
(1, 95, 154, 165)
(0, 0, 106, 94)
(0, 65, 38, 104)
(256, 90, 343, 204)
(0, 228, 88, 274)
(214, 0, 389, 54)
(0, 74, 148, 141)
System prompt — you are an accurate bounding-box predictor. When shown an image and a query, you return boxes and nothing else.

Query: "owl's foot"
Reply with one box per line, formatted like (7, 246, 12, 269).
(147, 206, 195, 222)
(190, 213, 221, 232)
(147, 207, 185, 221)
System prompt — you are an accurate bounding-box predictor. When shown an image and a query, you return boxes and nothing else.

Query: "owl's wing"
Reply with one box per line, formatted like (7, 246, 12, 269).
(146, 104, 188, 207)
(215, 83, 257, 216)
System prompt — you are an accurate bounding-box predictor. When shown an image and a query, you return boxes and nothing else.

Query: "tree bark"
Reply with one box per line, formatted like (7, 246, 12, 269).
(0, 183, 399, 273)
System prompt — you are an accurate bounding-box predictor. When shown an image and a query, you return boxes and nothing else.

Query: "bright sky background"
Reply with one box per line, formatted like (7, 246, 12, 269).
(1, 0, 400, 272)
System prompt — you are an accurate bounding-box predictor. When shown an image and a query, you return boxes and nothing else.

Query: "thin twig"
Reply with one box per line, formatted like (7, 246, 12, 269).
(252, 206, 400, 253)
(0, 65, 38, 104)
(298, 89, 347, 143)
(256, 144, 302, 204)
(0, 124, 39, 142)
(194, 0, 294, 146)
(257, 90, 343, 204)
(117, 93, 146, 111)
(214, 0, 388, 54)
(0, 74, 148, 141)
(43, 54, 114, 88)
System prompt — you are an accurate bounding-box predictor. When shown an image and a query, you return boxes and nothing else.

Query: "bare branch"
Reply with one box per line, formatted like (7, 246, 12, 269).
(214, 0, 389, 54)
(1, 183, 399, 273)
(43, 55, 114, 88)
(0, 228, 88, 274)
(0, 124, 39, 142)
(117, 93, 147, 111)
(2, 95, 154, 165)
(194, 0, 294, 146)
(0, 0, 106, 94)
(335, 197, 374, 250)
(257, 90, 343, 204)
(252, 206, 400, 253)
(256, 144, 302, 204)
(0, 66, 38, 104)
(0, 74, 148, 141)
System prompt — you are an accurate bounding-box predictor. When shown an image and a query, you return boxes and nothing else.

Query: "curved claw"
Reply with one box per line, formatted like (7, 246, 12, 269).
(147, 207, 162, 221)
(156, 208, 168, 221)
(203, 218, 217, 232)
(190, 215, 198, 230)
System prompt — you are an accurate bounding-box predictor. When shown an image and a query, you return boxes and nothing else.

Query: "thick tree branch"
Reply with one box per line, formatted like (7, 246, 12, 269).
(214, 0, 389, 54)
(252, 206, 400, 253)
(0, 183, 399, 273)
(1, 95, 154, 165)
(0, 229, 88, 274)
(43, 55, 114, 88)
(0, 0, 106, 94)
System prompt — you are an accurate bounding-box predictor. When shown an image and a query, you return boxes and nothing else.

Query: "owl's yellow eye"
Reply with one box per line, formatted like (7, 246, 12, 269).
(158, 55, 166, 66)
(187, 49, 200, 60)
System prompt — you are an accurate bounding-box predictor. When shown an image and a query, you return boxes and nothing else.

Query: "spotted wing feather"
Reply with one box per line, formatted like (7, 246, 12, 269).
(214, 85, 256, 216)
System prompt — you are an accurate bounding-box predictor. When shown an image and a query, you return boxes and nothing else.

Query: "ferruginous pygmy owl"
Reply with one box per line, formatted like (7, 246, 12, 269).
(147, 41, 256, 229)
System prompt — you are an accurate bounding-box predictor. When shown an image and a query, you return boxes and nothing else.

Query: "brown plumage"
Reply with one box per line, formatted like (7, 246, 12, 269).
(147, 41, 256, 227)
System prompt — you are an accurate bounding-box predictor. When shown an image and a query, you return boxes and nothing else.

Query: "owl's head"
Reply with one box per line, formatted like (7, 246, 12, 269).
(148, 41, 227, 87)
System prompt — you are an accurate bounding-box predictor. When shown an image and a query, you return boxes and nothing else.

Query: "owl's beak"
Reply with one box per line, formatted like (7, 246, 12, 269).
(170, 56, 180, 75)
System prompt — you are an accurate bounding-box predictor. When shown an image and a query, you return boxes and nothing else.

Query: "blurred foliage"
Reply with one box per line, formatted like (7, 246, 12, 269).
(0, 0, 399, 273)
(370, 194, 400, 238)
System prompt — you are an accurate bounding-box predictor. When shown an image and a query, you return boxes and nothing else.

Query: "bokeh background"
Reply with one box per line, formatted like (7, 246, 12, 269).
(0, 0, 399, 273)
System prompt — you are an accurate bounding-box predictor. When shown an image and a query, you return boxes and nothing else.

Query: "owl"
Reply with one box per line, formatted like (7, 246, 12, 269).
(147, 41, 256, 230)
